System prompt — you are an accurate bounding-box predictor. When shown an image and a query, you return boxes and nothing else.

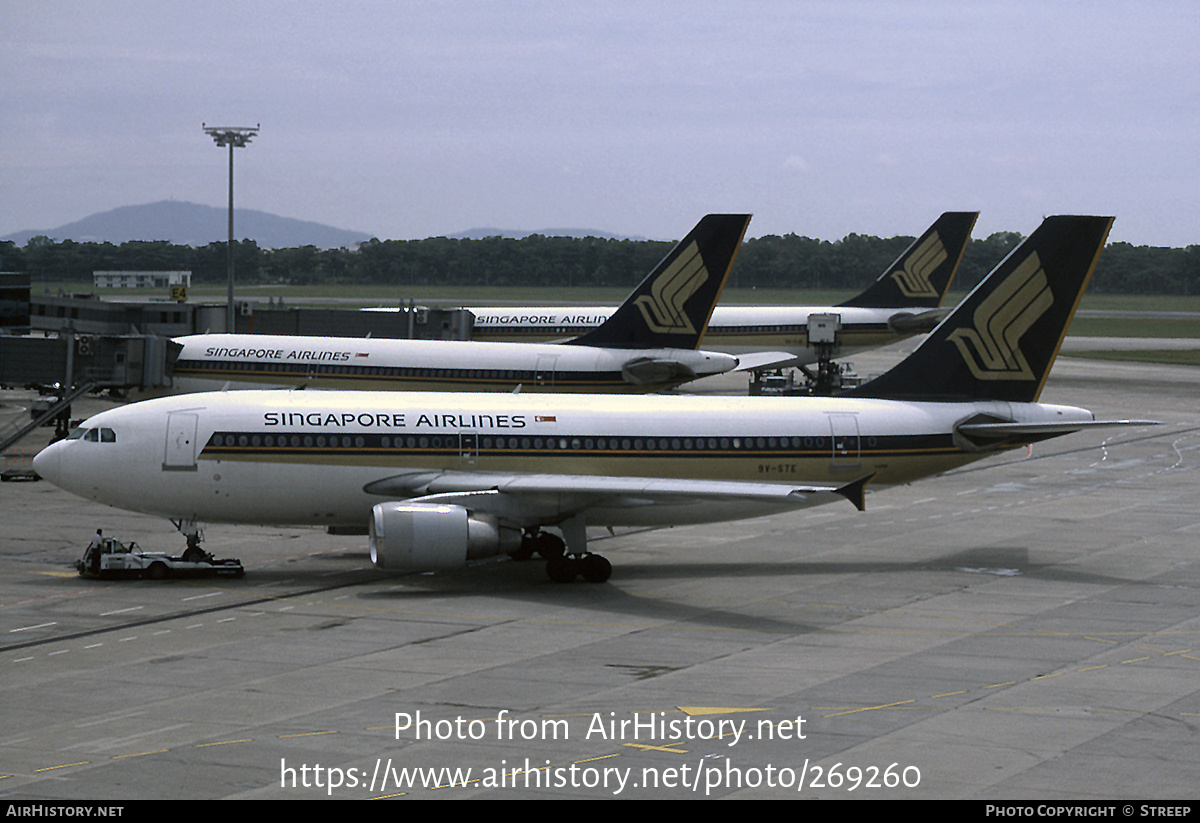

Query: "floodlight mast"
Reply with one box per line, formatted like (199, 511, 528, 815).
(202, 123, 259, 332)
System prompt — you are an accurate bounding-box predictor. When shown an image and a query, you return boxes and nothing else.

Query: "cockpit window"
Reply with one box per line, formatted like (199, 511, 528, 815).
(70, 427, 115, 443)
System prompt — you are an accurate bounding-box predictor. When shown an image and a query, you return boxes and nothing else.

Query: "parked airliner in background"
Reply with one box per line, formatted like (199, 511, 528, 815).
(168, 214, 749, 394)
(35, 216, 1148, 584)
(457, 211, 978, 369)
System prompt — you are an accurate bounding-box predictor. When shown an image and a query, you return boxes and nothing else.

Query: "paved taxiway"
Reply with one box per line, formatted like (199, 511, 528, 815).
(1, 346, 1197, 799)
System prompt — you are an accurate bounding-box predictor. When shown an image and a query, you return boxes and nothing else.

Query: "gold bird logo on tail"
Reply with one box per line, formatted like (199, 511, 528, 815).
(947, 252, 1053, 381)
(889, 232, 948, 299)
(633, 241, 709, 335)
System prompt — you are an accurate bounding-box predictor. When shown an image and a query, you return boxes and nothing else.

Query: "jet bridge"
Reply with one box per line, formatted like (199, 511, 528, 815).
(0, 333, 180, 453)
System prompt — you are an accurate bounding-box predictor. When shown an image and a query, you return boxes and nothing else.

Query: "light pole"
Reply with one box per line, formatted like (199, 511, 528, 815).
(202, 123, 259, 332)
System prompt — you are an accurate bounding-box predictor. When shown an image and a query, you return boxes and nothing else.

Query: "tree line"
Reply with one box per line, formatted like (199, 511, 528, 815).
(3, 231, 1198, 295)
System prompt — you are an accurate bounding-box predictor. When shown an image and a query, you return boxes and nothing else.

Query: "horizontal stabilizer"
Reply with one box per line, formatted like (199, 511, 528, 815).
(886, 308, 950, 333)
(955, 418, 1157, 449)
(732, 351, 803, 372)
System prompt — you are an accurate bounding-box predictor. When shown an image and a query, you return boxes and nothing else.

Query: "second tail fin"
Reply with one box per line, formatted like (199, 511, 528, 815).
(565, 214, 751, 350)
(846, 215, 1113, 403)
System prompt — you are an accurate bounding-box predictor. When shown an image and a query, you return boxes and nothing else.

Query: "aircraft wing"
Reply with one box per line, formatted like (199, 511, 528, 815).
(364, 470, 872, 513)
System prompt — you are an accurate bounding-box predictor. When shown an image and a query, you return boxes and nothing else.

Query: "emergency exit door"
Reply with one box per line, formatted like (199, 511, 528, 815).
(827, 412, 861, 471)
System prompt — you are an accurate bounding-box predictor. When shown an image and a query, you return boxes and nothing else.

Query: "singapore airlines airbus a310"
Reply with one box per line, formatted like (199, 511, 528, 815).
(34, 216, 1149, 584)
(168, 214, 749, 395)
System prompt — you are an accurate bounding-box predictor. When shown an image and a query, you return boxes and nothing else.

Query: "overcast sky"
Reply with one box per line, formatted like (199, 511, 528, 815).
(3, 1, 1198, 247)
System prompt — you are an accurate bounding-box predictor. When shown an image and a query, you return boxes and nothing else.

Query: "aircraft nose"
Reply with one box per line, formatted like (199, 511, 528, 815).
(32, 441, 61, 486)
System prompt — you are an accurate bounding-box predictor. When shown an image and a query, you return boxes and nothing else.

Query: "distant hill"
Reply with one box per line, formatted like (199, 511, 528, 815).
(1, 201, 375, 249)
(1, 203, 644, 248)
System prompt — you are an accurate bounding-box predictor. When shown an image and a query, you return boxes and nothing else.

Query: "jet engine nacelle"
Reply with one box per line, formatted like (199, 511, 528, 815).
(369, 502, 522, 571)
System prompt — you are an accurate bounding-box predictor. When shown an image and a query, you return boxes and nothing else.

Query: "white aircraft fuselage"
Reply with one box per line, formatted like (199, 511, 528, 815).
(168, 333, 740, 394)
(33, 389, 1093, 530)
(462, 303, 947, 365)
(167, 214, 753, 395)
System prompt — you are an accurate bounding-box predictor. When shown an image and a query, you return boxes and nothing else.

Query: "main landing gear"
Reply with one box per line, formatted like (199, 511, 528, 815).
(547, 552, 612, 584)
(511, 518, 613, 584)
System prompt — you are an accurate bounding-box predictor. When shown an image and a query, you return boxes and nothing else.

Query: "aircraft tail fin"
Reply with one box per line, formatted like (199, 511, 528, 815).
(565, 214, 751, 350)
(839, 211, 978, 309)
(845, 215, 1113, 403)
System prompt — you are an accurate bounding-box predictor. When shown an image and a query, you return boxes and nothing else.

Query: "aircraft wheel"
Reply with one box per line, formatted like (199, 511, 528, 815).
(580, 554, 612, 583)
(533, 532, 566, 559)
(546, 554, 577, 584)
(181, 546, 206, 562)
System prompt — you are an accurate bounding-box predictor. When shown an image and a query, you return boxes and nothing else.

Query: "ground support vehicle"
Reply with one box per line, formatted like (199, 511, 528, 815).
(77, 537, 244, 580)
